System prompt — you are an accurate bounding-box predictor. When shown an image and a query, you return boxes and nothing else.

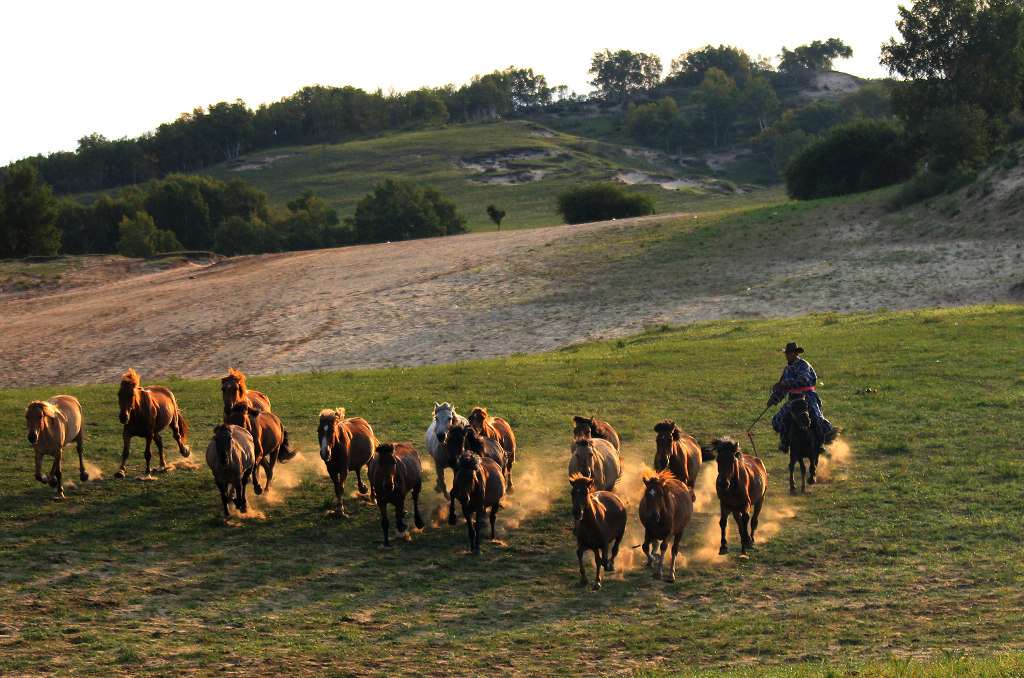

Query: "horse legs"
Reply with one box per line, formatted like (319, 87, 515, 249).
(750, 500, 763, 547)
(50, 455, 65, 499)
(236, 469, 251, 514)
(665, 533, 683, 582)
(378, 499, 391, 546)
(395, 497, 408, 534)
(171, 413, 190, 457)
(505, 462, 514, 495)
(607, 532, 622, 573)
(355, 466, 368, 495)
(656, 539, 669, 580)
(576, 546, 588, 586)
(251, 444, 265, 495)
(75, 433, 88, 482)
(466, 508, 480, 552)
(329, 470, 348, 516)
(34, 450, 48, 486)
(799, 458, 807, 493)
(116, 431, 133, 478)
(789, 454, 797, 494)
(215, 478, 230, 517)
(738, 510, 753, 555)
(594, 545, 606, 589)
(411, 481, 424, 530)
(808, 453, 818, 486)
(719, 506, 730, 555)
(151, 432, 167, 473)
(433, 458, 449, 500)
(488, 502, 500, 540)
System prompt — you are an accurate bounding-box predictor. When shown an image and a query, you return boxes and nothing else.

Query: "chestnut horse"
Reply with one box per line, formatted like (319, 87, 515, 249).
(220, 368, 271, 422)
(205, 424, 256, 517)
(368, 442, 425, 546)
(425, 402, 469, 499)
(711, 438, 767, 556)
(572, 415, 620, 450)
(317, 408, 377, 517)
(639, 469, 694, 581)
(227, 403, 296, 495)
(570, 474, 627, 588)
(467, 407, 516, 491)
(653, 420, 702, 496)
(448, 452, 505, 553)
(567, 437, 621, 492)
(116, 369, 190, 478)
(25, 396, 88, 499)
(786, 397, 819, 494)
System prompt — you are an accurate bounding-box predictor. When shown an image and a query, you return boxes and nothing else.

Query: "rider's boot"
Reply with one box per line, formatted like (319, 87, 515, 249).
(778, 433, 788, 454)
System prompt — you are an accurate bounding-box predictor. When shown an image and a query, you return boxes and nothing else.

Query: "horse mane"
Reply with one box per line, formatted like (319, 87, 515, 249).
(318, 407, 346, 422)
(568, 472, 592, 484)
(644, 467, 677, 485)
(469, 406, 487, 419)
(463, 428, 485, 455)
(213, 424, 233, 463)
(222, 367, 248, 393)
(25, 400, 57, 417)
(121, 368, 140, 387)
(456, 452, 483, 472)
(376, 442, 396, 457)
(654, 420, 681, 439)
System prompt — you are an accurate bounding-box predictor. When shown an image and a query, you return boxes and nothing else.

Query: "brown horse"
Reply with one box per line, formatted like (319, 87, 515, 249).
(220, 368, 271, 422)
(653, 420, 702, 497)
(116, 369, 191, 478)
(368, 442, 425, 546)
(227, 402, 296, 495)
(205, 424, 256, 517)
(448, 451, 505, 553)
(639, 469, 694, 581)
(467, 407, 516, 491)
(572, 415, 620, 450)
(317, 408, 377, 517)
(570, 474, 627, 588)
(711, 438, 767, 556)
(25, 396, 88, 499)
(567, 437, 621, 491)
(441, 422, 510, 488)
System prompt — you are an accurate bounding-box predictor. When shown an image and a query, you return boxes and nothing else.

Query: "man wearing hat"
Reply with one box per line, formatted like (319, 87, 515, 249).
(768, 342, 840, 454)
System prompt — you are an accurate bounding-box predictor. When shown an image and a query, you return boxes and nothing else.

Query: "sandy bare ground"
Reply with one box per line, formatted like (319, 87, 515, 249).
(1, 210, 1021, 389)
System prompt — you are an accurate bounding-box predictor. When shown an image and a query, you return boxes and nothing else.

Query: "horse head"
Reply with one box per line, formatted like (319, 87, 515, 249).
(25, 401, 57, 445)
(450, 452, 484, 523)
(118, 369, 141, 424)
(374, 443, 399, 494)
(788, 397, 813, 431)
(317, 408, 346, 462)
(443, 422, 469, 468)
(433, 402, 457, 442)
(213, 424, 233, 466)
(641, 470, 673, 524)
(653, 420, 681, 471)
(221, 368, 247, 415)
(571, 438, 598, 479)
(569, 473, 595, 521)
(467, 407, 488, 433)
(712, 438, 741, 492)
(572, 416, 596, 441)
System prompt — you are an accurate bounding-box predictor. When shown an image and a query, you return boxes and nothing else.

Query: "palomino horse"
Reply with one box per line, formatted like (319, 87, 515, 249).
(368, 442, 425, 546)
(639, 469, 694, 581)
(205, 424, 256, 517)
(425, 402, 469, 499)
(116, 369, 190, 478)
(220, 368, 271, 422)
(567, 437, 621, 492)
(467, 407, 516, 491)
(786, 397, 819, 494)
(25, 396, 88, 499)
(318, 408, 377, 517)
(711, 438, 767, 556)
(572, 415, 620, 450)
(448, 452, 505, 553)
(227, 403, 296, 495)
(653, 420, 702, 495)
(570, 474, 627, 588)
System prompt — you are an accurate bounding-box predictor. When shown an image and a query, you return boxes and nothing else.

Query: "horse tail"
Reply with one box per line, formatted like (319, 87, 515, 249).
(277, 429, 298, 463)
(175, 408, 189, 442)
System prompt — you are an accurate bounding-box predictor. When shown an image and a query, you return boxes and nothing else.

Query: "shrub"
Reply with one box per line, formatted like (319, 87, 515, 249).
(555, 182, 655, 224)
(116, 212, 182, 258)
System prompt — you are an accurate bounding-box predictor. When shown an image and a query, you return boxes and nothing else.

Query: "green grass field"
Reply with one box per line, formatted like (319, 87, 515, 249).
(2, 304, 1022, 676)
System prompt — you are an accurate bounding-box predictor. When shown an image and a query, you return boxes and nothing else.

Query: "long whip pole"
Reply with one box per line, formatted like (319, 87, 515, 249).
(746, 403, 772, 457)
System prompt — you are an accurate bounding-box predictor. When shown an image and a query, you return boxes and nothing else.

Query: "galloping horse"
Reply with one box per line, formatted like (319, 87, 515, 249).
(467, 407, 516, 491)
(227, 403, 296, 495)
(567, 437, 621, 492)
(572, 415, 620, 450)
(652, 420, 702, 495)
(441, 422, 509, 485)
(116, 369, 190, 478)
(220, 368, 271, 422)
(711, 438, 767, 556)
(317, 408, 377, 517)
(425, 402, 469, 499)
(25, 396, 88, 499)
(205, 424, 256, 517)
(368, 442, 425, 546)
(448, 452, 505, 553)
(570, 474, 627, 588)
(786, 397, 819, 494)
(639, 469, 694, 581)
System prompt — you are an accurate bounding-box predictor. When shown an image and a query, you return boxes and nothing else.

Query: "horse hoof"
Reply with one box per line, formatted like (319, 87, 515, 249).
(114, 469, 125, 479)
(790, 487, 797, 495)
(253, 485, 263, 496)
(80, 472, 89, 482)
(52, 494, 66, 501)
(719, 546, 729, 555)
(181, 448, 191, 458)
(808, 477, 816, 485)
(666, 573, 676, 582)
(329, 510, 348, 519)
(592, 582, 602, 590)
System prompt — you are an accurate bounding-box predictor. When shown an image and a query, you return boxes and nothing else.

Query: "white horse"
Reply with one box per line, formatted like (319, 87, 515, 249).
(425, 402, 469, 499)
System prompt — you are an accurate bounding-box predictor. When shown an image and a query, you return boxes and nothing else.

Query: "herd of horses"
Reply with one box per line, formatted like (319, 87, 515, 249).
(22, 368, 826, 586)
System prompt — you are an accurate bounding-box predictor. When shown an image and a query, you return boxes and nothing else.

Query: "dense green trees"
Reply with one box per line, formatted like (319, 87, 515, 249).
(778, 38, 854, 75)
(348, 179, 467, 244)
(0, 165, 60, 257)
(589, 49, 663, 100)
(556, 183, 655, 224)
(666, 45, 763, 87)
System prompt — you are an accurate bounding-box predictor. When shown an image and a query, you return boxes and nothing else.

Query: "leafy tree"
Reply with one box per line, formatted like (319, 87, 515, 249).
(348, 179, 466, 244)
(783, 119, 916, 199)
(486, 204, 506, 230)
(779, 38, 854, 74)
(588, 49, 663, 100)
(214, 216, 275, 256)
(116, 212, 182, 258)
(740, 74, 780, 132)
(143, 174, 212, 250)
(692, 68, 739, 146)
(667, 45, 759, 87)
(556, 183, 655, 224)
(880, 0, 1024, 173)
(621, 98, 689, 152)
(0, 165, 60, 257)
(275, 189, 347, 250)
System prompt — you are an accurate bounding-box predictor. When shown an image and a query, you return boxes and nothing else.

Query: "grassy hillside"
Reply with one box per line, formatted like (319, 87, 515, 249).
(199, 120, 784, 232)
(1, 305, 1023, 676)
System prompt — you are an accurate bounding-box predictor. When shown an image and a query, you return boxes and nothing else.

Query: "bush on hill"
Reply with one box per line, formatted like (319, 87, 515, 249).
(347, 179, 467, 244)
(556, 182, 655, 224)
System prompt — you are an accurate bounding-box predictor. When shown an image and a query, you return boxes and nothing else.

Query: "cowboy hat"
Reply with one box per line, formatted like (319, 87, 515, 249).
(780, 342, 804, 353)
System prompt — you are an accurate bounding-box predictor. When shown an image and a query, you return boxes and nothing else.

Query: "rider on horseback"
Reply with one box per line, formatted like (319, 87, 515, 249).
(768, 342, 841, 454)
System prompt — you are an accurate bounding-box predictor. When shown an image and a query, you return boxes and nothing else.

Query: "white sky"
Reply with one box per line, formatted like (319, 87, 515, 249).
(1, 0, 904, 166)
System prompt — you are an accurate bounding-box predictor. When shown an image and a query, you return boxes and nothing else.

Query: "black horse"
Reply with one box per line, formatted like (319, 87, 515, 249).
(786, 396, 819, 494)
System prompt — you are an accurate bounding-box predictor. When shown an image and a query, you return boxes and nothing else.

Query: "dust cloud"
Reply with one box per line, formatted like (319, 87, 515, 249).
(251, 450, 323, 507)
(816, 439, 853, 482)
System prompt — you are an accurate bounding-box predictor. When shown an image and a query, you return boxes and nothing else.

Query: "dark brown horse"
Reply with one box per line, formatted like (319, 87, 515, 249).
(652, 420, 702, 496)
(786, 397, 819, 494)
(368, 442, 425, 546)
(570, 474, 627, 588)
(639, 469, 694, 581)
(448, 451, 505, 552)
(205, 424, 256, 517)
(711, 438, 767, 556)
(441, 422, 510, 487)
(25, 396, 88, 499)
(317, 408, 376, 517)
(572, 415, 620, 450)
(467, 407, 516, 491)
(220, 368, 271, 422)
(116, 369, 190, 478)
(228, 402, 296, 495)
